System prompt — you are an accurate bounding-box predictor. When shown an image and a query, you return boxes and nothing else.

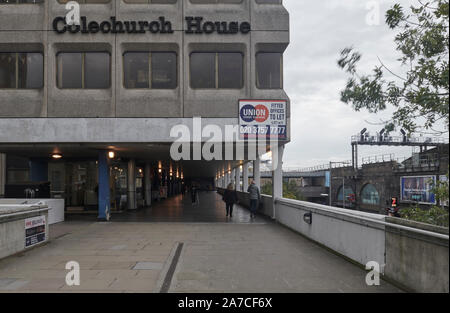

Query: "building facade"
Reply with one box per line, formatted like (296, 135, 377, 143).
(0, 0, 291, 219)
(330, 145, 449, 214)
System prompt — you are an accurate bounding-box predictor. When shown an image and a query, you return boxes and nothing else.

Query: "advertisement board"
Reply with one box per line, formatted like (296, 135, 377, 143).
(400, 176, 436, 205)
(25, 215, 46, 248)
(239, 100, 287, 140)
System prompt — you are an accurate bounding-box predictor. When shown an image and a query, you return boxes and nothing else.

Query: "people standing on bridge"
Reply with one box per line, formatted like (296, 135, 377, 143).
(247, 180, 261, 219)
(223, 183, 238, 218)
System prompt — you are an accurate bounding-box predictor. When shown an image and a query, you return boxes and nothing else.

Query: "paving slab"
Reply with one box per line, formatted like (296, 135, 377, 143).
(0, 193, 403, 293)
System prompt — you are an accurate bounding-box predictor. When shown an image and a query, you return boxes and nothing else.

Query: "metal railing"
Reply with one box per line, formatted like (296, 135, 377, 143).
(352, 134, 449, 145)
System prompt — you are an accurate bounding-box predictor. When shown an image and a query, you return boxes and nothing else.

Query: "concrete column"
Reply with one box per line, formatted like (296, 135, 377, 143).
(127, 159, 136, 211)
(144, 163, 151, 207)
(0, 153, 5, 198)
(98, 151, 110, 221)
(243, 163, 249, 192)
(253, 157, 261, 189)
(272, 145, 285, 219)
(235, 166, 241, 191)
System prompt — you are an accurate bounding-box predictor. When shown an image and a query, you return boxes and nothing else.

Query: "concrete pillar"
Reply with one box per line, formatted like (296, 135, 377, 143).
(253, 157, 261, 189)
(98, 151, 111, 221)
(0, 153, 5, 198)
(272, 145, 285, 219)
(127, 159, 136, 211)
(145, 163, 151, 207)
(243, 163, 249, 192)
(235, 166, 241, 191)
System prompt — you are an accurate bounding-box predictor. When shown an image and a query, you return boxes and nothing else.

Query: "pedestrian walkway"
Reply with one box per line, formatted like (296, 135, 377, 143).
(0, 192, 402, 293)
(67, 191, 265, 224)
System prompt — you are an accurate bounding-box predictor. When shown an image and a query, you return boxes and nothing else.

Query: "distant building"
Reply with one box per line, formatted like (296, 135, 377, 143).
(330, 144, 449, 214)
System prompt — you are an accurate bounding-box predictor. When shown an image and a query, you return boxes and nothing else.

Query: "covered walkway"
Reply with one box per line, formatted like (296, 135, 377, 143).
(67, 191, 265, 224)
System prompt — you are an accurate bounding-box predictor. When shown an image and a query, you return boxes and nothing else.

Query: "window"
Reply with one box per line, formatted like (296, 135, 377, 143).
(361, 184, 380, 205)
(124, 0, 176, 3)
(0, 53, 43, 89)
(255, 0, 281, 4)
(123, 52, 177, 89)
(0, 0, 43, 4)
(57, 0, 110, 4)
(190, 0, 242, 3)
(190, 52, 243, 89)
(256, 52, 282, 89)
(57, 52, 110, 89)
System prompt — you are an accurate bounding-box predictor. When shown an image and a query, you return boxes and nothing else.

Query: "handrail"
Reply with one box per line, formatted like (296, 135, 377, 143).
(0, 208, 49, 219)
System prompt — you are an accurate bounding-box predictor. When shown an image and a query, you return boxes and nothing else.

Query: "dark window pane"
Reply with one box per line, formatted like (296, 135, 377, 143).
(124, 52, 149, 89)
(218, 53, 243, 89)
(84, 53, 110, 89)
(0, 53, 16, 88)
(152, 52, 177, 89)
(57, 53, 82, 89)
(190, 53, 215, 89)
(256, 53, 282, 89)
(18, 53, 43, 89)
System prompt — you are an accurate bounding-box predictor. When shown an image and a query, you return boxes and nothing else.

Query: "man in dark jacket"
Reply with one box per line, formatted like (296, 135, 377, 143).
(223, 183, 238, 218)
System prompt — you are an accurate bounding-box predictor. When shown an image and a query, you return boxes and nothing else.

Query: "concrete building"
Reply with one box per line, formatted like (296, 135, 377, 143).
(0, 0, 290, 220)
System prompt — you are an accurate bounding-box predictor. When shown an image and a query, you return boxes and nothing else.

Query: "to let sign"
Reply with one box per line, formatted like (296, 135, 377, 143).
(239, 100, 287, 140)
(25, 216, 46, 248)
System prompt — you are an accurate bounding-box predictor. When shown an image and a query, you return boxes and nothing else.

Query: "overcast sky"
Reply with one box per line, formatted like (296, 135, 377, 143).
(282, 0, 418, 168)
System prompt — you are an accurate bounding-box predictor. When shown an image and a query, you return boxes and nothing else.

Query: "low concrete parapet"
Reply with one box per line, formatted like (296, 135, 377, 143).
(0, 199, 64, 225)
(0, 204, 49, 260)
(385, 217, 449, 293)
(216, 188, 449, 292)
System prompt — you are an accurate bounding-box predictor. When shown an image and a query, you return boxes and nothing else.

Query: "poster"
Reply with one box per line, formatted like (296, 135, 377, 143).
(400, 176, 436, 205)
(239, 100, 287, 140)
(25, 215, 46, 248)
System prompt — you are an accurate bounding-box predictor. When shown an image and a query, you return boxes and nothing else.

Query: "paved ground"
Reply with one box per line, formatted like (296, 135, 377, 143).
(0, 192, 402, 293)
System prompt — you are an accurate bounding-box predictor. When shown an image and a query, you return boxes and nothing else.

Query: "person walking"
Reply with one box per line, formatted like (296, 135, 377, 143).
(223, 183, 238, 218)
(247, 180, 260, 219)
(190, 184, 198, 205)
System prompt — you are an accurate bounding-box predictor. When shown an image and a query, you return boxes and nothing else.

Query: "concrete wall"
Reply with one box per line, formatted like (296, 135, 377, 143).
(218, 189, 449, 292)
(0, 1, 290, 121)
(385, 217, 449, 293)
(0, 205, 49, 260)
(275, 197, 386, 270)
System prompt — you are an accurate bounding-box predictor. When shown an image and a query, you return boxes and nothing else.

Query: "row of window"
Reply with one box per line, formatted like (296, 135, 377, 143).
(0, 52, 282, 90)
(0, 0, 281, 5)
